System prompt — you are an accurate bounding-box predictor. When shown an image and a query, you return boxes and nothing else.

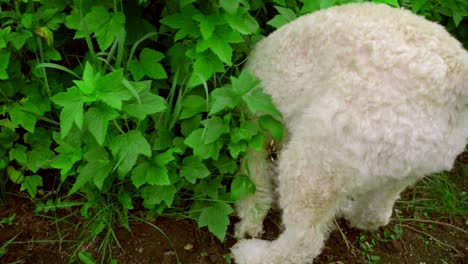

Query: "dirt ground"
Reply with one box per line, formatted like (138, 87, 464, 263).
(1, 154, 467, 264)
(0, 195, 466, 264)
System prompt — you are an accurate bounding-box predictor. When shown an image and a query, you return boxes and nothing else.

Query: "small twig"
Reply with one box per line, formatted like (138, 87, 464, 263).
(400, 224, 462, 255)
(398, 233, 410, 264)
(395, 218, 468, 236)
(333, 219, 350, 250)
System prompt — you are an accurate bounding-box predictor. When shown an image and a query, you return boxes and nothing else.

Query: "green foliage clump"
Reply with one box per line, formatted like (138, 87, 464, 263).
(0, 0, 466, 251)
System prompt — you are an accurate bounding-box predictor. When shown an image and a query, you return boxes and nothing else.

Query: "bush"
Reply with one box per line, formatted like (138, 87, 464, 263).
(0, 0, 466, 246)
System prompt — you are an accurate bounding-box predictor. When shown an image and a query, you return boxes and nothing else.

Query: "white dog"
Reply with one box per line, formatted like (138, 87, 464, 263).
(232, 2, 468, 264)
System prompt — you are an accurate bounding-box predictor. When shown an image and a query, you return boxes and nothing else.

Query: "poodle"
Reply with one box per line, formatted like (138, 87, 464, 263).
(232, 2, 468, 264)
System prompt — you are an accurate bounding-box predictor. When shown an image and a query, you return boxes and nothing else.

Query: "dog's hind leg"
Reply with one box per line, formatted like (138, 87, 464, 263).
(341, 177, 418, 230)
(234, 147, 275, 238)
(233, 130, 343, 264)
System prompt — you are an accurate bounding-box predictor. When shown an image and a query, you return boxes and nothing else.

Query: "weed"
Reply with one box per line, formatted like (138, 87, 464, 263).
(0, 233, 20, 259)
(358, 234, 381, 263)
(397, 171, 468, 218)
(0, 213, 15, 225)
(374, 224, 403, 243)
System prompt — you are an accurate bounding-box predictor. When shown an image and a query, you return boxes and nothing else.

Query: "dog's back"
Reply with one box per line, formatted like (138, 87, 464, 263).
(246, 2, 468, 121)
(245, 2, 468, 183)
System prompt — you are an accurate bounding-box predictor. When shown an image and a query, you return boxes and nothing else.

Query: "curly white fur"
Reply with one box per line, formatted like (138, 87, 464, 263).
(232, 3, 468, 264)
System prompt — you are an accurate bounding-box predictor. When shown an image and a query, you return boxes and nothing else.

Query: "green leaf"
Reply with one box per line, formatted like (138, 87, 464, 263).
(267, 6, 297, 28)
(180, 0, 196, 7)
(319, 0, 336, 9)
(231, 70, 261, 96)
(65, 9, 82, 35)
(85, 7, 126, 51)
(249, 133, 265, 151)
(128, 60, 145, 81)
(74, 62, 97, 95)
(85, 104, 119, 145)
(224, 8, 259, 35)
(153, 148, 177, 167)
(231, 174, 256, 201)
(274, 6, 297, 20)
(153, 129, 174, 151)
(266, 14, 290, 29)
(78, 252, 96, 264)
(180, 95, 207, 119)
(230, 121, 258, 143)
(51, 130, 82, 178)
(220, 0, 240, 14)
(373, 0, 400, 7)
(167, 43, 188, 74)
(228, 141, 248, 159)
(181, 115, 202, 137)
(160, 6, 201, 41)
(131, 161, 170, 188)
(27, 146, 55, 173)
(213, 154, 239, 174)
(21, 13, 34, 29)
(196, 26, 243, 65)
(209, 87, 241, 116)
(9, 145, 28, 165)
(69, 147, 113, 194)
(52, 87, 84, 138)
(184, 129, 223, 160)
(140, 48, 167, 79)
(452, 11, 464, 26)
(109, 130, 152, 178)
(118, 189, 134, 210)
(243, 87, 282, 119)
(96, 69, 132, 110)
(198, 202, 233, 240)
(201, 116, 229, 144)
(195, 177, 223, 199)
(272, 0, 286, 5)
(0, 52, 10, 80)
(259, 115, 284, 141)
(197, 37, 232, 65)
(141, 185, 177, 208)
(124, 79, 149, 96)
(20, 175, 43, 198)
(188, 51, 225, 87)
(8, 31, 33, 50)
(180, 156, 210, 183)
(8, 102, 42, 133)
(7, 166, 24, 184)
(411, 0, 427, 12)
(0, 27, 11, 49)
(192, 14, 220, 39)
(302, 0, 320, 14)
(123, 91, 167, 120)
(43, 47, 62, 61)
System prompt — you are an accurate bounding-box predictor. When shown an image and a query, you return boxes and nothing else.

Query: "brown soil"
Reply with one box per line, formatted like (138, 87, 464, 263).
(1, 196, 466, 264)
(1, 155, 467, 264)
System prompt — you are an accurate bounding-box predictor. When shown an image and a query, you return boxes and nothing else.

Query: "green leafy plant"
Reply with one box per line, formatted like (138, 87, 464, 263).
(358, 234, 381, 264)
(0, 213, 15, 225)
(0, 0, 466, 262)
(1, 0, 284, 245)
(398, 171, 468, 218)
(374, 225, 403, 242)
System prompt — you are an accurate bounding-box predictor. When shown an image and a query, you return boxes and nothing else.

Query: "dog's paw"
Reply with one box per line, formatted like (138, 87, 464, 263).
(234, 220, 264, 238)
(231, 239, 271, 264)
(352, 215, 392, 231)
